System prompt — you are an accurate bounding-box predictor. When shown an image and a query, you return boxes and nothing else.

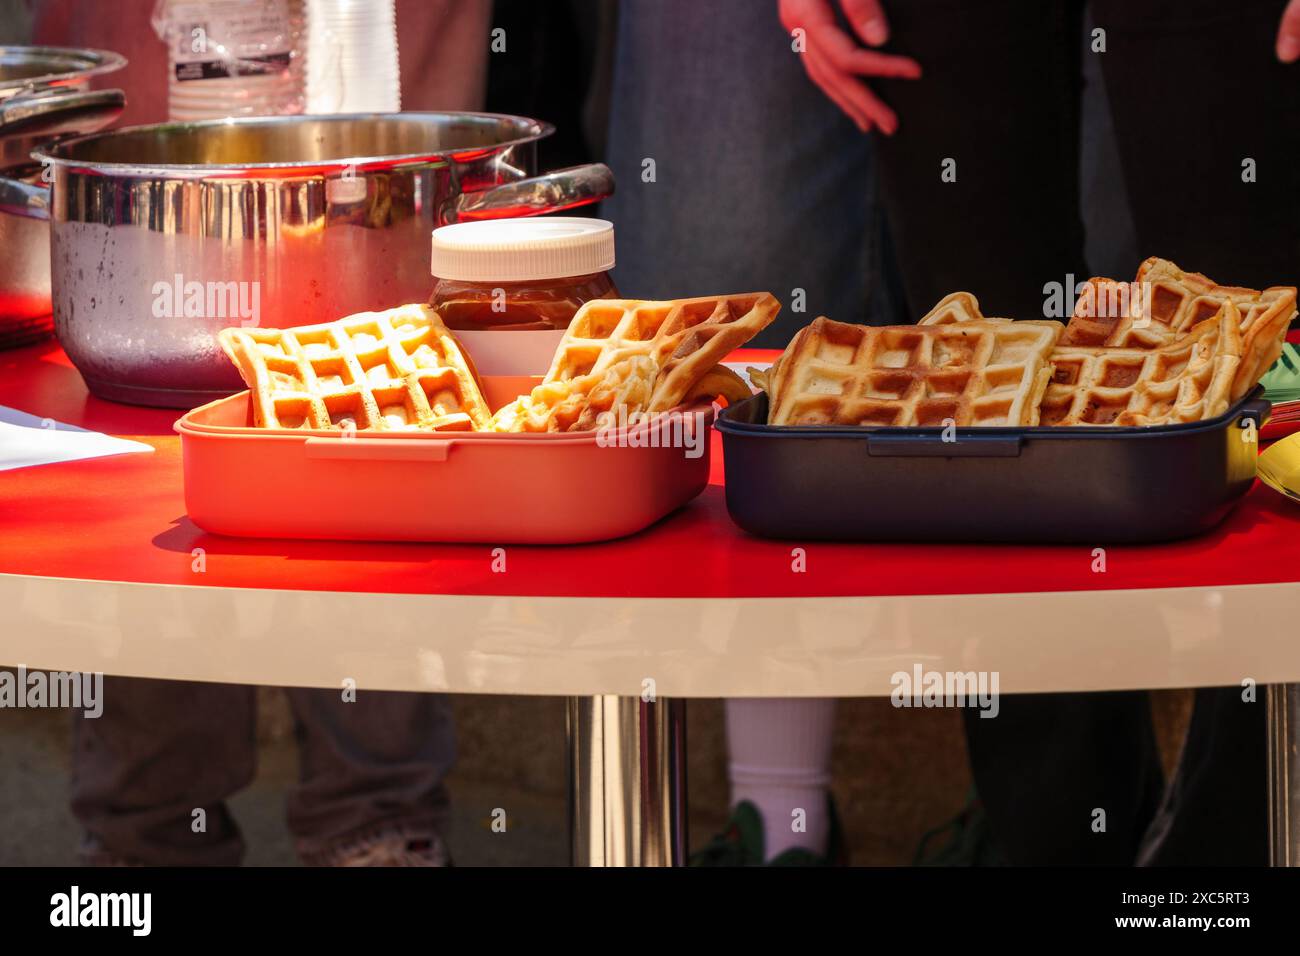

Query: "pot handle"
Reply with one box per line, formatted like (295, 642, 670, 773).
(0, 174, 49, 221)
(450, 163, 615, 222)
(0, 87, 126, 141)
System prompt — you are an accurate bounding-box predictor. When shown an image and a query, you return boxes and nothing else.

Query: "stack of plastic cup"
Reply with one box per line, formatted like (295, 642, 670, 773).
(305, 0, 402, 113)
(168, 71, 304, 120)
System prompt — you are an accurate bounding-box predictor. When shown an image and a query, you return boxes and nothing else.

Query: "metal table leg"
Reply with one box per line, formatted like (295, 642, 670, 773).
(566, 695, 687, 866)
(1268, 683, 1300, 866)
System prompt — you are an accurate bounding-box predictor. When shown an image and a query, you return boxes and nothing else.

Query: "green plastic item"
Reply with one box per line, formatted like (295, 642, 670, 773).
(1261, 343, 1300, 404)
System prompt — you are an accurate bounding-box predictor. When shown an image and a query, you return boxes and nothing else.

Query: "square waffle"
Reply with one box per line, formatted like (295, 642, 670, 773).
(493, 293, 778, 432)
(218, 304, 491, 432)
(766, 317, 1062, 427)
(1062, 257, 1295, 399)
(542, 293, 780, 412)
(1040, 302, 1242, 426)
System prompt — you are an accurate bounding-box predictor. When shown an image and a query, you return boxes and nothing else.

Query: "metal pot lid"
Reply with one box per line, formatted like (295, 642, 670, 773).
(31, 111, 556, 177)
(0, 46, 127, 101)
(0, 87, 125, 143)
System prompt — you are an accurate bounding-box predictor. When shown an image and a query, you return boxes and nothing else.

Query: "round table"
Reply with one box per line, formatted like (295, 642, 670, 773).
(3, 340, 1300, 865)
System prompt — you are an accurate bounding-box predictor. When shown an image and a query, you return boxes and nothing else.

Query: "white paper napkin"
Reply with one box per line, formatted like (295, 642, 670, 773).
(0, 406, 154, 472)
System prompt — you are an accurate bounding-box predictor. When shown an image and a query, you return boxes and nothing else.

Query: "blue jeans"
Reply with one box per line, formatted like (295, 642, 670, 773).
(603, 0, 902, 347)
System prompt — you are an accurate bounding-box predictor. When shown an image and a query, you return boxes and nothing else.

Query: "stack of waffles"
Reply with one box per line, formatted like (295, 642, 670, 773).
(218, 304, 492, 432)
(1061, 257, 1295, 401)
(218, 293, 776, 434)
(489, 293, 779, 432)
(1040, 305, 1240, 426)
(757, 258, 1290, 428)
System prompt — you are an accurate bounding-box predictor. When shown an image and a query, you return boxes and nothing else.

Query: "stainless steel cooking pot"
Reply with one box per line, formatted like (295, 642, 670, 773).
(0, 46, 126, 167)
(27, 112, 614, 406)
(0, 168, 52, 333)
(0, 46, 125, 347)
(0, 45, 125, 98)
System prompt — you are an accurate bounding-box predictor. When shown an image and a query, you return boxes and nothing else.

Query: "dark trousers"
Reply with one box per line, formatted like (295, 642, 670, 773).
(873, 0, 1300, 316)
(872, 0, 1292, 864)
(72, 677, 455, 866)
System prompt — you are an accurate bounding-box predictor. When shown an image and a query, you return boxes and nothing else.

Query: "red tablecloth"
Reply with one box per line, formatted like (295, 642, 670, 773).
(2, 339, 1299, 600)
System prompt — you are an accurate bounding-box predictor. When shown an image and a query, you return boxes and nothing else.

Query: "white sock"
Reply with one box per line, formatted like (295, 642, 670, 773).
(726, 697, 836, 861)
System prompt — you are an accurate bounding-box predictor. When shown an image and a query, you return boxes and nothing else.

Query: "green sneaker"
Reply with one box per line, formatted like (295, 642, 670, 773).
(913, 788, 1007, 866)
(690, 798, 848, 866)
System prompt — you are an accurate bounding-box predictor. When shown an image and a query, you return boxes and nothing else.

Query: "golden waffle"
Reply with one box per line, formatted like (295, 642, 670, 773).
(491, 355, 658, 433)
(1062, 257, 1295, 399)
(649, 295, 780, 411)
(1041, 303, 1242, 426)
(917, 291, 1010, 326)
(494, 293, 777, 433)
(766, 317, 1062, 427)
(490, 357, 751, 434)
(218, 304, 491, 432)
(542, 293, 780, 411)
(1060, 275, 1153, 347)
(683, 364, 752, 406)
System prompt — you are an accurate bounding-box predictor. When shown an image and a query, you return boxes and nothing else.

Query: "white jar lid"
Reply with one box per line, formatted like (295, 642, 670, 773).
(430, 217, 616, 283)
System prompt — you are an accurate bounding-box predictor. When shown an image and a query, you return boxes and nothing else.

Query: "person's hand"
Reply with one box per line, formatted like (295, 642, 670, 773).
(1279, 0, 1300, 62)
(778, 0, 921, 134)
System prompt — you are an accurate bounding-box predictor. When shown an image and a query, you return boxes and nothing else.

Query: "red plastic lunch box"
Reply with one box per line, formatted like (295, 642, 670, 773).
(175, 377, 713, 544)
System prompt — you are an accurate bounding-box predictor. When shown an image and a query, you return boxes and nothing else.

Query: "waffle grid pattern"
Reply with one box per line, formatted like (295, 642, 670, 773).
(542, 294, 780, 409)
(1041, 305, 1241, 426)
(768, 317, 1060, 427)
(493, 293, 780, 432)
(1062, 258, 1295, 399)
(218, 304, 491, 432)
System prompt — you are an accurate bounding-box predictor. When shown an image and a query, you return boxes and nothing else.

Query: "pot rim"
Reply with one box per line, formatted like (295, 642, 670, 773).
(0, 45, 127, 95)
(31, 111, 556, 177)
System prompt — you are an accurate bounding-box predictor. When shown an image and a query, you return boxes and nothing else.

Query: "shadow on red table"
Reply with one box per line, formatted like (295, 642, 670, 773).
(0, 342, 181, 437)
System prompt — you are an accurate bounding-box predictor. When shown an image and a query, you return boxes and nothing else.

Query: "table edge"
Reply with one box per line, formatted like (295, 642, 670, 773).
(3, 572, 1298, 697)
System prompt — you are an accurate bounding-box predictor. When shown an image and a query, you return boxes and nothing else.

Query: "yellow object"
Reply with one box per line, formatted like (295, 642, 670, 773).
(1258, 432, 1300, 504)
